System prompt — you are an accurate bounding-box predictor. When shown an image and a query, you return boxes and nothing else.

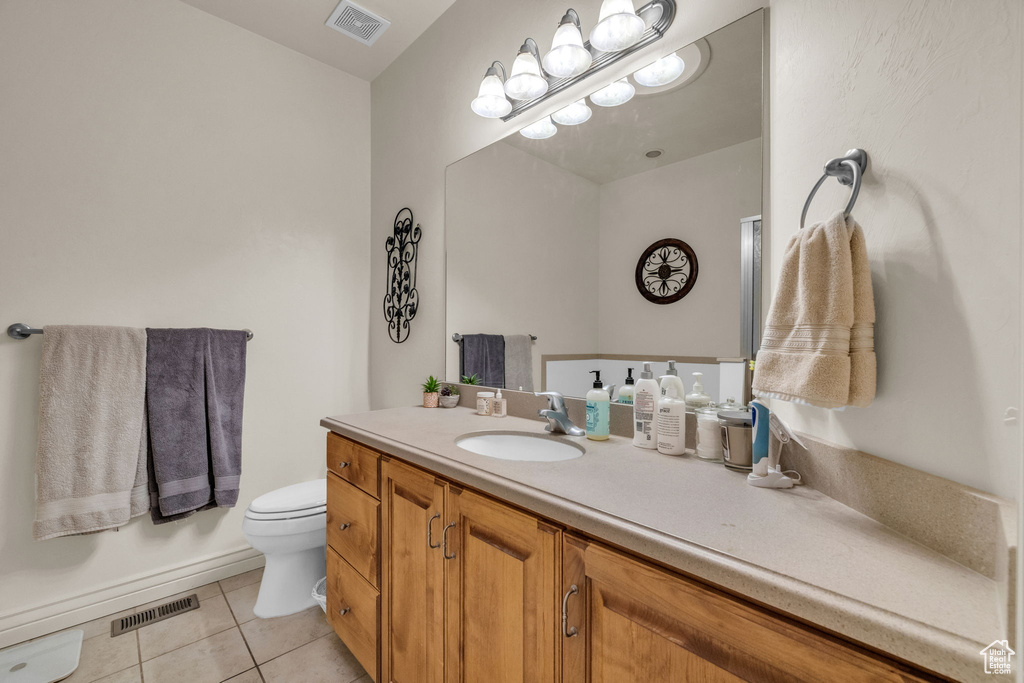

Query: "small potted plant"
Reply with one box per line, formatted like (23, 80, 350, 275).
(439, 385, 460, 408)
(421, 375, 441, 408)
(461, 373, 481, 385)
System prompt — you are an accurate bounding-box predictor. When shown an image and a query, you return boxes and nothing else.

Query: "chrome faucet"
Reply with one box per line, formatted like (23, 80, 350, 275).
(535, 391, 586, 436)
(603, 383, 617, 401)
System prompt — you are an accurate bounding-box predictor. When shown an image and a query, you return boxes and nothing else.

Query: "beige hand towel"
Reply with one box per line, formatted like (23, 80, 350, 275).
(34, 326, 150, 540)
(503, 334, 534, 392)
(752, 211, 875, 408)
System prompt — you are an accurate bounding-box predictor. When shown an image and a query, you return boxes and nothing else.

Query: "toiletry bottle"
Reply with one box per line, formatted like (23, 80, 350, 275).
(632, 362, 659, 449)
(662, 361, 678, 395)
(618, 368, 635, 405)
(750, 399, 770, 474)
(656, 374, 687, 456)
(586, 371, 610, 441)
(492, 389, 507, 418)
(685, 372, 712, 409)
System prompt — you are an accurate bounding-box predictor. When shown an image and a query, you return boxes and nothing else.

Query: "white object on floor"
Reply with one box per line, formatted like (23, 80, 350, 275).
(242, 479, 327, 619)
(312, 577, 328, 613)
(0, 629, 83, 683)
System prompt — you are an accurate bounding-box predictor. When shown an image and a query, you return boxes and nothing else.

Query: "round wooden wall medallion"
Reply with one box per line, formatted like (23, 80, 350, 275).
(634, 238, 698, 305)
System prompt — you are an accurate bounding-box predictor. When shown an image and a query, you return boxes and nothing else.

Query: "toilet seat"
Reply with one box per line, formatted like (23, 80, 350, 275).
(248, 479, 326, 515)
(244, 504, 326, 522)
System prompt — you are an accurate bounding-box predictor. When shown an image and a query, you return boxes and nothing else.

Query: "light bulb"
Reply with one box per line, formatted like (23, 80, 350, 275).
(551, 99, 592, 125)
(589, 78, 635, 107)
(633, 53, 685, 87)
(471, 72, 512, 118)
(589, 0, 645, 53)
(542, 15, 592, 78)
(519, 116, 557, 140)
(504, 46, 548, 101)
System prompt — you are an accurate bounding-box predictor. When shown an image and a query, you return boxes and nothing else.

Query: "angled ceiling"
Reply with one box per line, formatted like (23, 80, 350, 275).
(178, 0, 455, 81)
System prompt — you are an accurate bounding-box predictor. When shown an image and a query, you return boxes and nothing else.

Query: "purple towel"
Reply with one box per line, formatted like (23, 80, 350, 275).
(146, 328, 246, 521)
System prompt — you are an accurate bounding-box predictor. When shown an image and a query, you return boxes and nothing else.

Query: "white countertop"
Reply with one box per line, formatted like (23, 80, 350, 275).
(323, 406, 1003, 681)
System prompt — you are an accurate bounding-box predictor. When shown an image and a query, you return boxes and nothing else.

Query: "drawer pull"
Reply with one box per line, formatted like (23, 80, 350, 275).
(338, 523, 351, 531)
(562, 584, 579, 638)
(338, 607, 351, 616)
(337, 461, 351, 469)
(427, 513, 441, 549)
(442, 522, 457, 560)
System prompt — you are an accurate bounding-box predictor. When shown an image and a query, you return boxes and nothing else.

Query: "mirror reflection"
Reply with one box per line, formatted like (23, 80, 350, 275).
(446, 12, 764, 402)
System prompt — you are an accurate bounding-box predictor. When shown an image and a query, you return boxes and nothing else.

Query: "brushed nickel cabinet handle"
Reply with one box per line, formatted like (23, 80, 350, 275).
(562, 584, 579, 638)
(338, 523, 351, 531)
(337, 461, 350, 469)
(427, 513, 441, 549)
(338, 607, 350, 616)
(442, 522, 457, 560)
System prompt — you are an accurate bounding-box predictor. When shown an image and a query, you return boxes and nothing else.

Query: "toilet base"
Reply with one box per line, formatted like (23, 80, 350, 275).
(253, 545, 326, 619)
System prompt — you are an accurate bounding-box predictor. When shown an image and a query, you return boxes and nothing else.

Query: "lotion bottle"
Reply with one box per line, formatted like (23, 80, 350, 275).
(585, 370, 610, 441)
(657, 375, 687, 455)
(632, 362, 659, 449)
(618, 368, 635, 405)
(492, 389, 507, 418)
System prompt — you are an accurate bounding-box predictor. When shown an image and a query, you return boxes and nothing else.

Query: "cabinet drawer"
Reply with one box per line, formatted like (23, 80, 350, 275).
(327, 472, 380, 588)
(327, 432, 380, 498)
(327, 547, 379, 682)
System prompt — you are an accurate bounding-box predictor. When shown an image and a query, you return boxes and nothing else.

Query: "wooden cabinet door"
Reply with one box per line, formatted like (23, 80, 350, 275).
(381, 458, 447, 683)
(562, 535, 931, 683)
(445, 487, 560, 683)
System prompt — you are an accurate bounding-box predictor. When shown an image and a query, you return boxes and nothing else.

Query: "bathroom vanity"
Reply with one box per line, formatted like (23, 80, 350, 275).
(320, 406, 1005, 682)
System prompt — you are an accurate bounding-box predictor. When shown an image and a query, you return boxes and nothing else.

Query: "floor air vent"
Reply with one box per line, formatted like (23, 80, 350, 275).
(110, 594, 199, 636)
(325, 0, 390, 46)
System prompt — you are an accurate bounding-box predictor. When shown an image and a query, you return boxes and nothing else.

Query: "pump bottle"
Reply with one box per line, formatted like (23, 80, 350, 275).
(585, 370, 610, 441)
(618, 368, 635, 405)
(632, 362, 659, 449)
(656, 374, 687, 455)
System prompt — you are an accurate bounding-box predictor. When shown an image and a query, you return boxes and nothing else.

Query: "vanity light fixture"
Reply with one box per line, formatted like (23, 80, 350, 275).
(590, 78, 635, 107)
(590, 0, 646, 53)
(470, 0, 675, 122)
(504, 39, 548, 101)
(470, 62, 513, 118)
(519, 116, 558, 139)
(542, 10, 593, 78)
(551, 99, 593, 125)
(633, 52, 685, 87)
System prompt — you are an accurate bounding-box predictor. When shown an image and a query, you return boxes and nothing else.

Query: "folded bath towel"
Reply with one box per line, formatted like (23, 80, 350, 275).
(460, 334, 505, 388)
(34, 326, 149, 540)
(503, 335, 534, 392)
(147, 328, 247, 519)
(752, 211, 876, 408)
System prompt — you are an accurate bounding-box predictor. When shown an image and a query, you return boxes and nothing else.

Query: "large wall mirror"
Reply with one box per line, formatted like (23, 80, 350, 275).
(446, 10, 765, 403)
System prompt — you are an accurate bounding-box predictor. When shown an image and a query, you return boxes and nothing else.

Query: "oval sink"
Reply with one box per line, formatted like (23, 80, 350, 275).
(456, 431, 584, 462)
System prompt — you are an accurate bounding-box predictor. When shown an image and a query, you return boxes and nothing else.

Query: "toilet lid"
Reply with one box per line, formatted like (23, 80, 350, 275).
(249, 479, 326, 514)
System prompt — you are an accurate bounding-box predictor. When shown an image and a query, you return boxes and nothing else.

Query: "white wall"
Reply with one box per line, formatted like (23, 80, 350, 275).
(445, 142, 600, 390)
(372, 0, 1021, 499)
(0, 0, 370, 637)
(598, 138, 762, 358)
(768, 0, 1021, 499)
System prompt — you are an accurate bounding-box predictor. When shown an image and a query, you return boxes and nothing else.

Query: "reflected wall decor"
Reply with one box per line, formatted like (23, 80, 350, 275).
(383, 208, 421, 343)
(634, 238, 698, 304)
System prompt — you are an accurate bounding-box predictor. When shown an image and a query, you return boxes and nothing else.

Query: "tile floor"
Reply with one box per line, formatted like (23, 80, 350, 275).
(15, 568, 369, 683)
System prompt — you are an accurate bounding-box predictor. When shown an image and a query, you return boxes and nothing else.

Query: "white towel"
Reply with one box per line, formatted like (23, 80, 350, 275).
(34, 326, 149, 540)
(503, 334, 534, 392)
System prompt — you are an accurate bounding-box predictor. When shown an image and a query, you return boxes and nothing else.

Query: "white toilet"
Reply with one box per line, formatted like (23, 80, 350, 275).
(241, 478, 327, 618)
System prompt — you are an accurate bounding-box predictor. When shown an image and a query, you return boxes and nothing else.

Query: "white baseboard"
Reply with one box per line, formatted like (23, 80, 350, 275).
(0, 546, 265, 649)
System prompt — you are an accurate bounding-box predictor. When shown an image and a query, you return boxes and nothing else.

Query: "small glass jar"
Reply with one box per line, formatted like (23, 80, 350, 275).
(695, 405, 723, 462)
(476, 391, 495, 416)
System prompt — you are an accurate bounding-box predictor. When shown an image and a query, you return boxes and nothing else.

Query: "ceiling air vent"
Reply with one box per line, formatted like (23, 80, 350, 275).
(325, 0, 391, 47)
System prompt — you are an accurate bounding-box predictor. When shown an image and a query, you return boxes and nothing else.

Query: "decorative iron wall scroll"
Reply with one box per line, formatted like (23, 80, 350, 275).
(383, 208, 422, 343)
(634, 238, 698, 304)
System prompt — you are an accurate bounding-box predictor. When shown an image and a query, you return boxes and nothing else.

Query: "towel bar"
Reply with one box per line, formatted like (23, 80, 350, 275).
(800, 149, 868, 229)
(452, 333, 536, 342)
(7, 323, 254, 341)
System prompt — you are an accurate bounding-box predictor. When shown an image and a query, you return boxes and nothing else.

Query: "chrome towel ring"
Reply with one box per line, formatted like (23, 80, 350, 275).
(800, 149, 868, 229)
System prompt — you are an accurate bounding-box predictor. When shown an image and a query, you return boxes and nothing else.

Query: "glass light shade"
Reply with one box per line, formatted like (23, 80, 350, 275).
(519, 116, 557, 140)
(589, 0, 645, 53)
(542, 23, 593, 78)
(471, 73, 512, 118)
(551, 99, 592, 125)
(633, 53, 685, 87)
(504, 51, 548, 101)
(589, 78, 635, 107)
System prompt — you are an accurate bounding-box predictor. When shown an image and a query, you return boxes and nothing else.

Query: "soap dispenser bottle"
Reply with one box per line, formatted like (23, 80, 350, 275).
(618, 368, 635, 405)
(586, 370, 610, 441)
(633, 362, 659, 449)
(657, 374, 687, 456)
(685, 372, 712, 409)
